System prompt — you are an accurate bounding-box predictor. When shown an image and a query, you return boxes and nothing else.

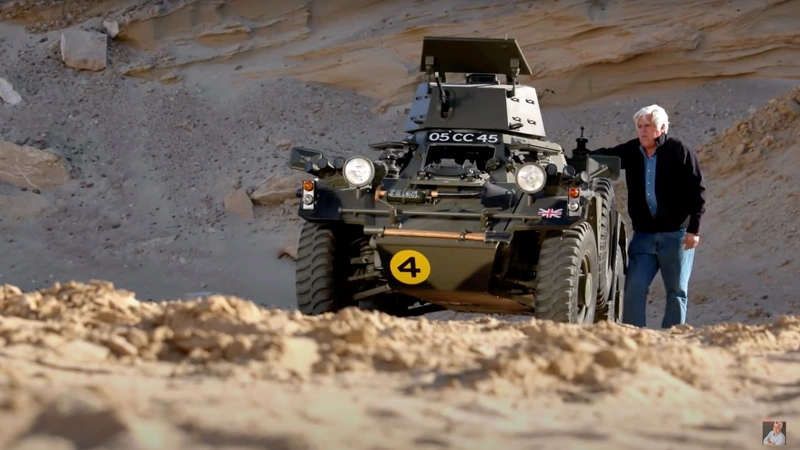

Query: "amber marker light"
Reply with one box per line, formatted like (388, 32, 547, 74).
(568, 187, 580, 198)
(302, 180, 314, 191)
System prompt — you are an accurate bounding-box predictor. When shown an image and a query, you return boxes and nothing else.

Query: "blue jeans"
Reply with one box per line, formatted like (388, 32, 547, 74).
(622, 230, 696, 328)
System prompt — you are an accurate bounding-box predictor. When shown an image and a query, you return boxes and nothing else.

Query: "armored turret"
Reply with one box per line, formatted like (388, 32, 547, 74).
(404, 36, 547, 140)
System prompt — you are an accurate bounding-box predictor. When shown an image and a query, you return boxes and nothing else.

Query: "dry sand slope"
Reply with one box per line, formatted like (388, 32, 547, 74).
(1, 0, 800, 448)
(0, 281, 799, 450)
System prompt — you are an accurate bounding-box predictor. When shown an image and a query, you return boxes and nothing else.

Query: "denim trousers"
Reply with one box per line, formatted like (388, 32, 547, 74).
(623, 229, 696, 328)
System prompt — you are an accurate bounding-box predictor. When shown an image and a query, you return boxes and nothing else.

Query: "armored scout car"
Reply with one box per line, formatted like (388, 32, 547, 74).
(288, 36, 628, 324)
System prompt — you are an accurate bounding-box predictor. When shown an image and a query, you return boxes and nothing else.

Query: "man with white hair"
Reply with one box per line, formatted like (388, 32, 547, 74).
(764, 421, 786, 445)
(589, 104, 706, 328)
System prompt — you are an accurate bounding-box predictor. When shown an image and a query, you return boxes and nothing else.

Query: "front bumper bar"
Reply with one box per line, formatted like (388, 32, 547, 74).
(338, 207, 543, 229)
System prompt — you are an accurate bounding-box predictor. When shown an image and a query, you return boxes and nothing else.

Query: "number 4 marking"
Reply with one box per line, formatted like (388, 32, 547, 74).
(397, 256, 421, 277)
(390, 250, 431, 285)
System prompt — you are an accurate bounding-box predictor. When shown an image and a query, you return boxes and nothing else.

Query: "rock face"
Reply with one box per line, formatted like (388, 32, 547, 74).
(60, 28, 107, 71)
(0, 140, 71, 190)
(0, 78, 21, 105)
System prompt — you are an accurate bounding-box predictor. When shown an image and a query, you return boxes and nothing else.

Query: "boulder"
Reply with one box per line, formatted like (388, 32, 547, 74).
(224, 188, 254, 219)
(248, 173, 304, 206)
(60, 28, 107, 71)
(0, 140, 71, 190)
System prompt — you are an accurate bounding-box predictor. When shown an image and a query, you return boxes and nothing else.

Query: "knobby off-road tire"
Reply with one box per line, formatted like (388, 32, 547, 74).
(295, 221, 348, 315)
(612, 242, 626, 322)
(602, 242, 626, 322)
(591, 177, 614, 314)
(534, 221, 599, 323)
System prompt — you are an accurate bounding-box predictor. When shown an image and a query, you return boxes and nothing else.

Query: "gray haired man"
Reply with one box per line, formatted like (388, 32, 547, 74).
(590, 104, 706, 328)
(764, 421, 786, 445)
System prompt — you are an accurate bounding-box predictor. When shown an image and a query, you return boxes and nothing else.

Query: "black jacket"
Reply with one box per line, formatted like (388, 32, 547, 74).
(590, 133, 706, 235)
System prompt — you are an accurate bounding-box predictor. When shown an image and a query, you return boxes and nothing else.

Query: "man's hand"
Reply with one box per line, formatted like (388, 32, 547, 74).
(684, 232, 699, 250)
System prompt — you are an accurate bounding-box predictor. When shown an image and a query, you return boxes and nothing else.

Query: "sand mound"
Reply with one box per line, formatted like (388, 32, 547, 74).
(2, 281, 799, 393)
(699, 86, 800, 177)
(1, 281, 799, 448)
(675, 86, 800, 321)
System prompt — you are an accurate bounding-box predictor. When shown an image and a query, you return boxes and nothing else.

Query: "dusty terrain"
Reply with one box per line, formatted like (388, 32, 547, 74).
(0, 0, 799, 448)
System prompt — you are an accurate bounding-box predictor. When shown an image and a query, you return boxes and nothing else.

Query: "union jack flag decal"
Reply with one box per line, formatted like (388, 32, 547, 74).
(537, 208, 562, 218)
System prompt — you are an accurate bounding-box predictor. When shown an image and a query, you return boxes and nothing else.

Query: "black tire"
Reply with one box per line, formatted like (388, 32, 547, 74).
(612, 242, 626, 322)
(534, 221, 599, 323)
(295, 221, 347, 315)
(601, 242, 626, 322)
(591, 178, 614, 308)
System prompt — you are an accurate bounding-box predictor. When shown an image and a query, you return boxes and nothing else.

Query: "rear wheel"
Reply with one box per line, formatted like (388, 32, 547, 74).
(591, 178, 614, 314)
(613, 242, 626, 322)
(534, 221, 599, 323)
(602, 241, 626, 322)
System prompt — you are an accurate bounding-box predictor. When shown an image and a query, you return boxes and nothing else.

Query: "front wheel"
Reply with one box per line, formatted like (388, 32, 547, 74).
(294, 222, 348, 315)
(534, 221, 599, 323)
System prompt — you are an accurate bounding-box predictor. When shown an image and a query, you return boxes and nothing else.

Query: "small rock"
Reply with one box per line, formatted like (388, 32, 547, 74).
(60, 28, 107, 71)
(0, 140, 71, 190)
(102, 19, 119, 38)
(277, 244, 297, 260)
(224, 188, 254, 219)
(275, 139, 293, 150)
(0, 77, 22, 105)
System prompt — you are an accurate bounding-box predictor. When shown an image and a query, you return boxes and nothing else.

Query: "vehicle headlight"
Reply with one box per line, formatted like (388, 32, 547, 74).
(343, 156, 375, 188)
(515, 163, 547, 193)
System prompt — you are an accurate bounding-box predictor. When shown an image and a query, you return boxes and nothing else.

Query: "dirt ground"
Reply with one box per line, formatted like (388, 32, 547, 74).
(1, 1, 799, 449)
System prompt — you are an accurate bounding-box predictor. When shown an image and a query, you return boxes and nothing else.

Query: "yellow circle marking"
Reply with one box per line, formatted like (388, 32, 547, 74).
(390, 250, 431, 285)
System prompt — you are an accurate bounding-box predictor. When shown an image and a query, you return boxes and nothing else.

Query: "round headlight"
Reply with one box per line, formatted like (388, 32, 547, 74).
(343, 156, 375, 187)
(515, 163, 547, 193)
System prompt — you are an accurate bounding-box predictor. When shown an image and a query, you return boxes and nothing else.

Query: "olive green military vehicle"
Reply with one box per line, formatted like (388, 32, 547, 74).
(287, 36, 629, 324)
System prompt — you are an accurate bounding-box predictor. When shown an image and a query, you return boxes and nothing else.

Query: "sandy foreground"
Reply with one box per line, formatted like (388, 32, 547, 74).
(0, 281, 799, 450)
(1, 0, 800, 448)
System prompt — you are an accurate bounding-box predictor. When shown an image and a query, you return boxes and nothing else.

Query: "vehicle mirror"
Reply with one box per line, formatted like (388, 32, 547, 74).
(289, 147, 325, 171)
(587, 155, 621, 180)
